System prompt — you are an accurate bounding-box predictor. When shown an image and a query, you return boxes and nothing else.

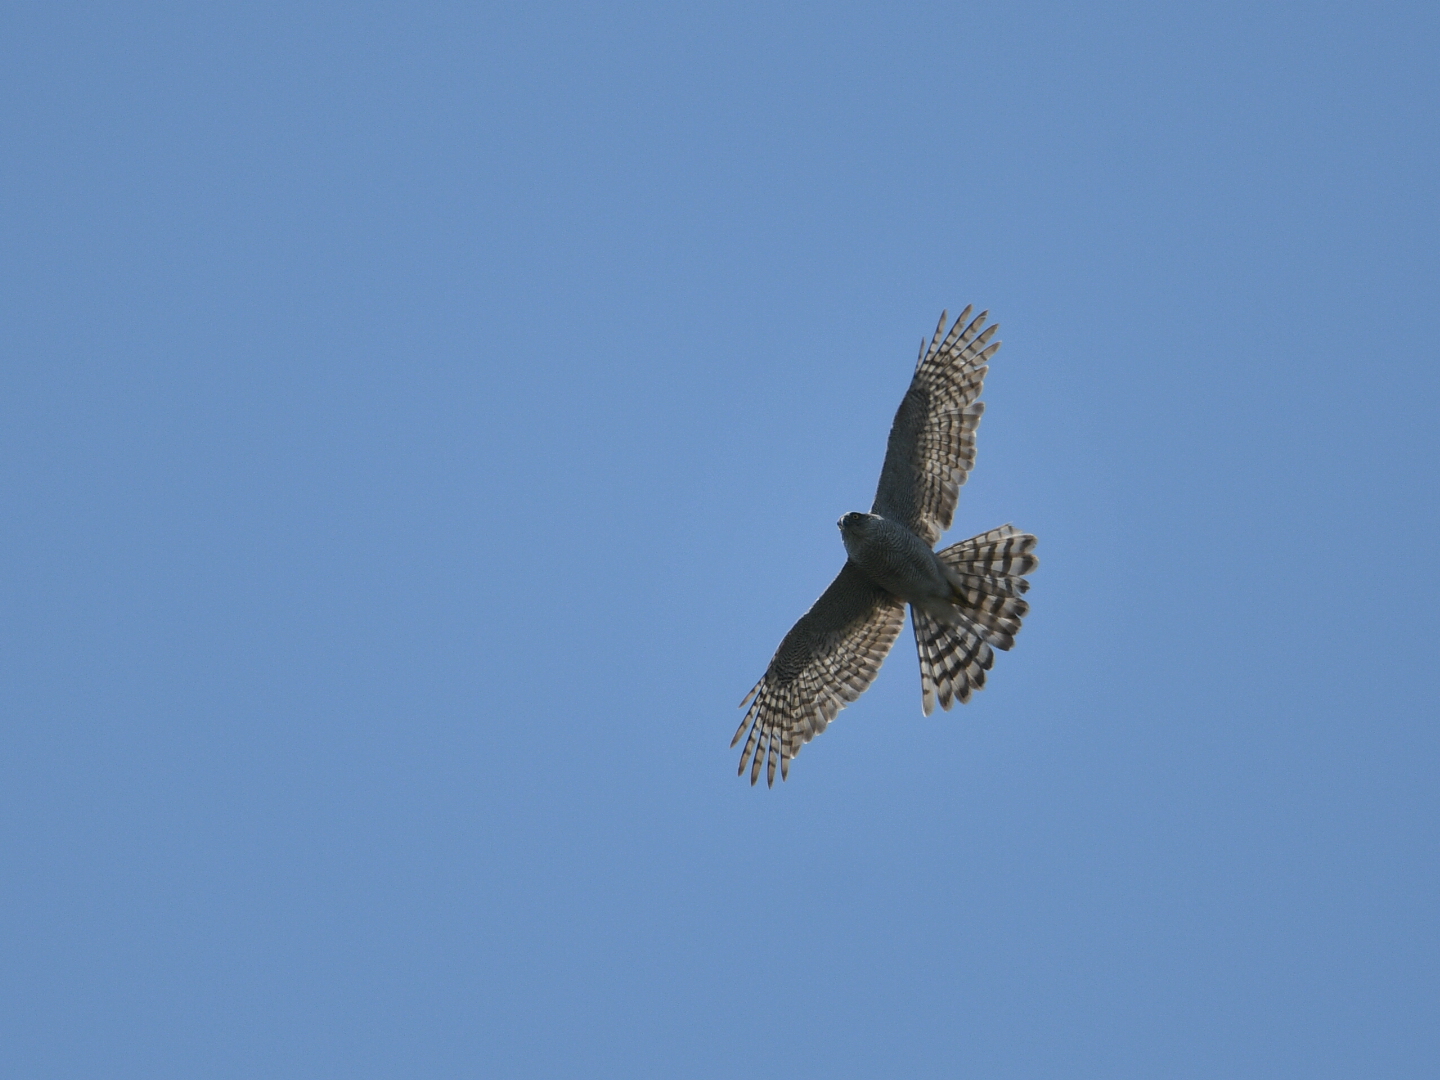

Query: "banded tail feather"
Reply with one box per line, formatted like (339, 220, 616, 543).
(914, 524, 1038, 715)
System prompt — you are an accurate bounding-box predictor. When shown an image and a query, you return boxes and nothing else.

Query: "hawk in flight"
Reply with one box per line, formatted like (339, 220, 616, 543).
(734, 307, 1038, 785)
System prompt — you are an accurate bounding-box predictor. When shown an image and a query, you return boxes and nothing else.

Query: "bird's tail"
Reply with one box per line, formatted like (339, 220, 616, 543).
(913, 525, 1038, 714)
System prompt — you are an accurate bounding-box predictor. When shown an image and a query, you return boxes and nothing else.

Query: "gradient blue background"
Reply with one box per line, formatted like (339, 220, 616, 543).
(3, 3, 1437, 1077)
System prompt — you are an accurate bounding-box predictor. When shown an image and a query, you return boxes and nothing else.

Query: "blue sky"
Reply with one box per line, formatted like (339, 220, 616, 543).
(3, 3, 1437, 1077)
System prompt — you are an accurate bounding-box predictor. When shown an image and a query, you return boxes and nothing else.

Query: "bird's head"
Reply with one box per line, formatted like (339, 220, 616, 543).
(837, 511, 878, 561)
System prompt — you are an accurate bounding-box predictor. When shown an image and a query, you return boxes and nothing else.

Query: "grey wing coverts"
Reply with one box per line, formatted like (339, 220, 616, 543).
(733, 307, 1037, 785)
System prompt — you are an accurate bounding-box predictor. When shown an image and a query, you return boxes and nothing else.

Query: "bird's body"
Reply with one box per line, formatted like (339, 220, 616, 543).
(733, 307, 1038, 785)
(839, 512, 952, 619)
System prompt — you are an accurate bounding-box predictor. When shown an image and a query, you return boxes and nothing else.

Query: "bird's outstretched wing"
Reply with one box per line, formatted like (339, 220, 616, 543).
(871, 307, 1000, 545)
(733, 562, 906, 786)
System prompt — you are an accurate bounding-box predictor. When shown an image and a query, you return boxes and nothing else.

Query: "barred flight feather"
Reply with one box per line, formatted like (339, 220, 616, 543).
(732, 562, 906, 786)
(873, 308, 1001, 545)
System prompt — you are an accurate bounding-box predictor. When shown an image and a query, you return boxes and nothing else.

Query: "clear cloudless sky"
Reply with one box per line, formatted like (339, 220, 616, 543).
(3, 3, 1437, 1078)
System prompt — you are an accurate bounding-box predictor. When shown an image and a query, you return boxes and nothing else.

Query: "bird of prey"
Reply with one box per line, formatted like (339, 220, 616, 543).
(733, 307, 1038, 786)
